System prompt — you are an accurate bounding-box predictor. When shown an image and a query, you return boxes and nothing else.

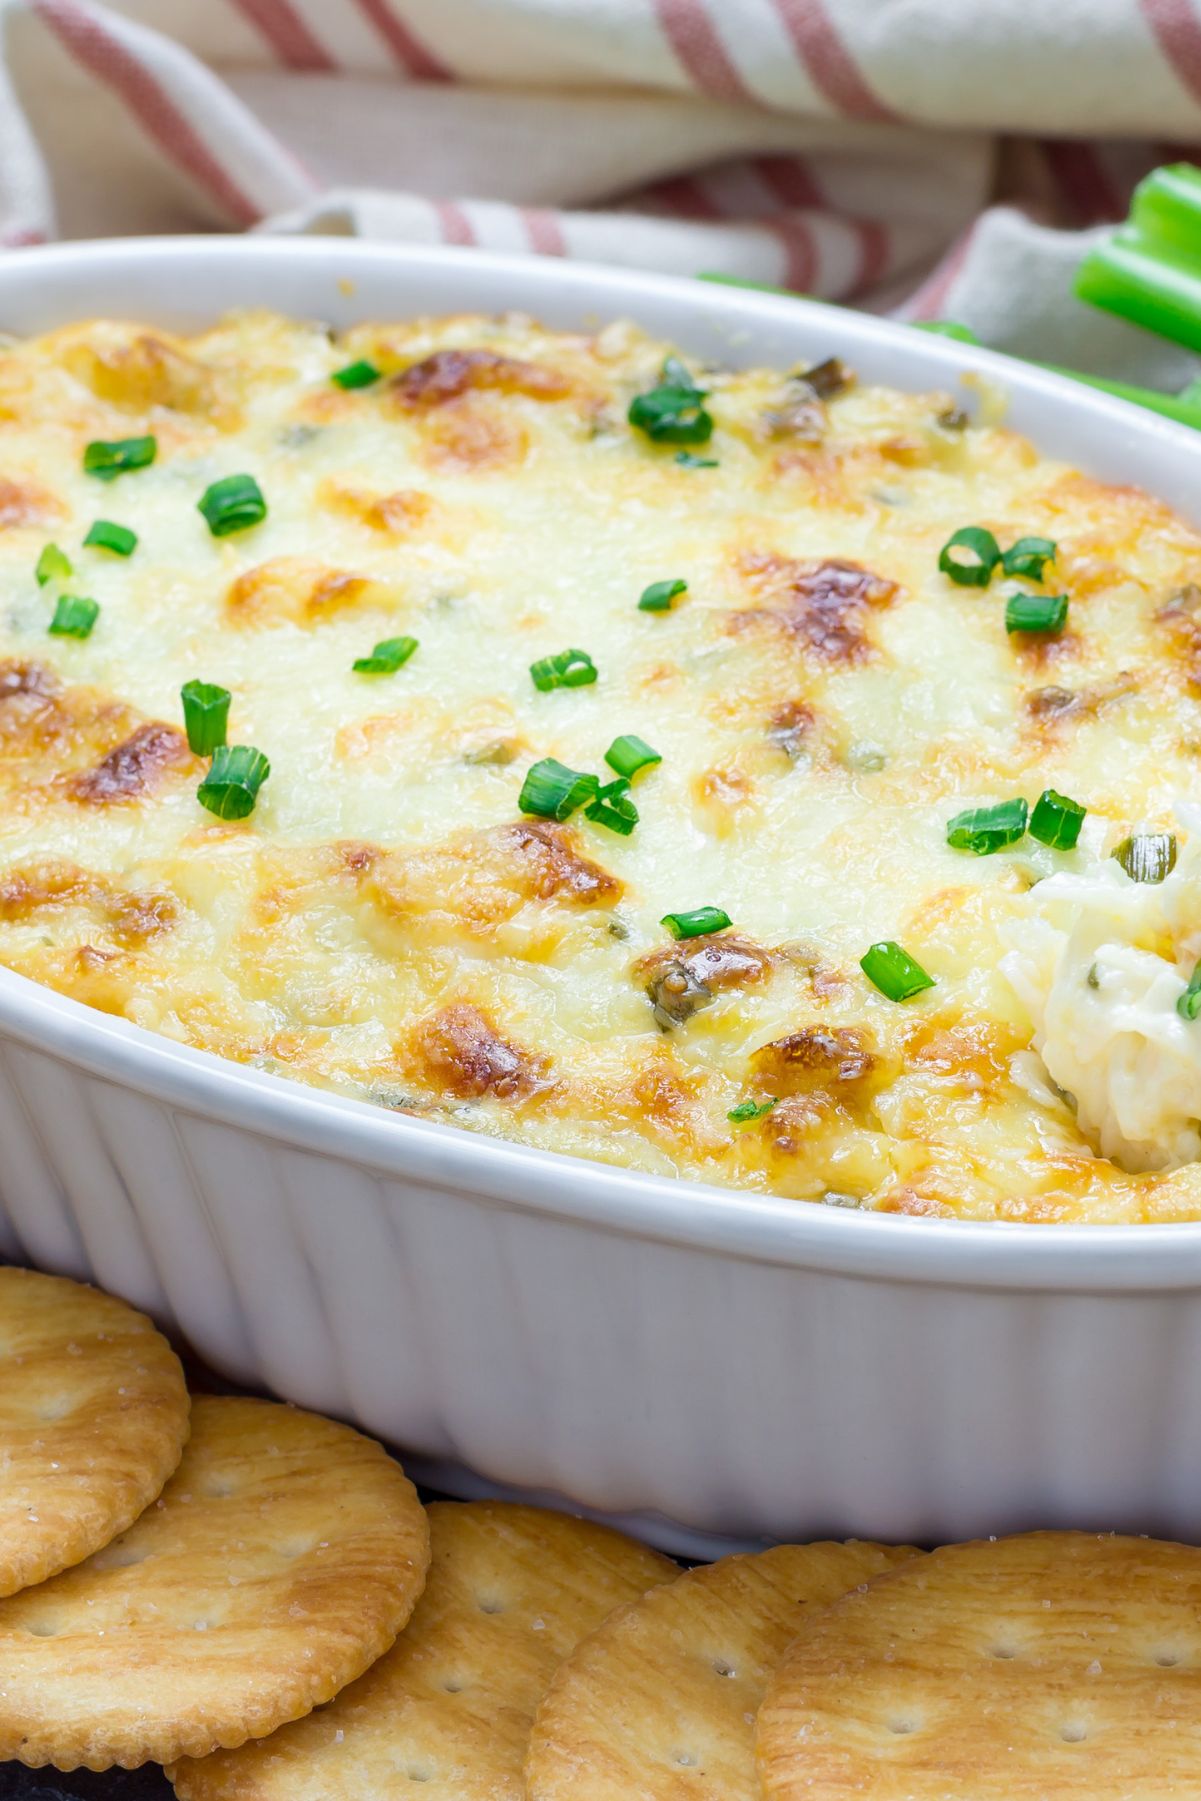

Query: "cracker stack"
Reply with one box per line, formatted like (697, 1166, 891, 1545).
(5, 1263, 1201, 1796)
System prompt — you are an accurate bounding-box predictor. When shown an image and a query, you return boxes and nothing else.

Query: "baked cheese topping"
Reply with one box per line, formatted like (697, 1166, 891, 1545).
(3, 308, 1201, 1223)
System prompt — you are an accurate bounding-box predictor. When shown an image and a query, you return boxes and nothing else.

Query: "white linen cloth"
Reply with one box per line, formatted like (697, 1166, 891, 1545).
(2, 0, 1201, 385)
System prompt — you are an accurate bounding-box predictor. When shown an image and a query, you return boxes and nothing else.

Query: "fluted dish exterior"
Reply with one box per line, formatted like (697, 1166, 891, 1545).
(2, 239, 1201, 1553)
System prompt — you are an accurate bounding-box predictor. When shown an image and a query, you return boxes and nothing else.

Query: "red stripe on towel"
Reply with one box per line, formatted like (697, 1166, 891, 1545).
(32, 0, 261, 225)
(432, 199, 476, 245)
(349, 0, 451, 79)
(226, 0, 334, 70)
(771, 0, 898, 120)
(653, 0, 753, 101)
(522, 209, 567, 256)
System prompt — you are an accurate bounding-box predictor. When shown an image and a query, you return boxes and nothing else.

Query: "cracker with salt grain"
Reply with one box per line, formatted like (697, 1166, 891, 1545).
(0, 1394, 429, 1772)
(757, 1531, 1201, 1799)
(169, 1499, 676, 1800)
(0, 1266, 189, 1598)
(526, 1538, 919, 1800)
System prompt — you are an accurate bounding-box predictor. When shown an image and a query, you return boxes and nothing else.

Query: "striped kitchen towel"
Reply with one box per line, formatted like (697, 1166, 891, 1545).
(2, 0, 1201, 383)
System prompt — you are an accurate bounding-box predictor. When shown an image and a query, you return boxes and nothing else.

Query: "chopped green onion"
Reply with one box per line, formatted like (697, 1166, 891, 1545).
(675, 451, 719, 468)
(83, 435, 156, 481)
(1029, 788, 1086, 850)
(945, 797, 1028, 855)
(530, 647, 597, 691)
(198, 473, 267, 537)
(180, 680, 231, 756)
(860, 940, 935, 1002)
(196, 745, 270, 821)
(1002, 536, 1056, 580)
(331, 359, 381, 390)
(1178, 959, 1201, 1021)
(585, 777, 639, 836)
(35, 543, 72, 587)
(912, 320, 980, 344)
(628, 360, 714, 445)
(84, 519, 137, 557)
(638, 578, 687, 613)
(353, 636, 419, 674)
(728, 1097, 777, 1124)
(1113, 831, 1177, 884)
(604, 734, 662, 780)
(1006, 592, 1069, 634)
(661, 906, 731, 940)
(938, 525, 1001, 587)
(518, 757, 600, 821)
(48, 595, 99, 639)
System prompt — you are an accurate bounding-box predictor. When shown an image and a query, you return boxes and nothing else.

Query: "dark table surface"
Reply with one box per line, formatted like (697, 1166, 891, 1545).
(0, 1772, 173, 1800)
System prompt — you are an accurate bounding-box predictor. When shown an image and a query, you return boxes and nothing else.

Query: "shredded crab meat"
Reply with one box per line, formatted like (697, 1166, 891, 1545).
(1003, 822, 1201, 1173)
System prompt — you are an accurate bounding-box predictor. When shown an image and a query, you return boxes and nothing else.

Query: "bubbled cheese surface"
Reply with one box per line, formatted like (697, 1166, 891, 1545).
(2, 308, 1201, 1223)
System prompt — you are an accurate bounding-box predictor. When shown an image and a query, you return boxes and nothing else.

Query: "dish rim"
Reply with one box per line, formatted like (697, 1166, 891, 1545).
(3, 232, 1201, 1291)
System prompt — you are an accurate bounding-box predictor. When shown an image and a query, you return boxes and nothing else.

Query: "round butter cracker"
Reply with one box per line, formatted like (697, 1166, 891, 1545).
(757, 1531, 1201, 1798)
(170, 1498, 676, 1800)
(0, 1393, 429, 1772)
(526, 1538, 919, 1800)
(0, 1265, 189, 1598)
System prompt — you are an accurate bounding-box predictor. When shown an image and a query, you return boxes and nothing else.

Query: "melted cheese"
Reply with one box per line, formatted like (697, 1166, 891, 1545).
(2, 309, 1201, 1222)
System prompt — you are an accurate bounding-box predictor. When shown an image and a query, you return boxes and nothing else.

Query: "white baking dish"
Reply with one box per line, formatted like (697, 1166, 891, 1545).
(3, 237, 1201, 1556)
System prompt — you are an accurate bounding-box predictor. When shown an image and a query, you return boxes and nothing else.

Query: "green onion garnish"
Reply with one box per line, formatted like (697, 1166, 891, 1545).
(84, 519, 137, 557)
(1178, 959, 1201, 1021)
(1006, 592, 1069, 634)
(728, 1097, 777, 1124)
(353, 636, 419, 675)
(35, 543, 72, 587)
(198, 473, 267, 537)
(938, 525, 1001, 587)
(945, 797, 1028, 855)
(48, 595, 99, 639)
(83, 435, 156, 481)
(530, 647, 598, 691)
(604, 734, 661, 780)
(585, 777, 639, 836)
(1029, 788, 1086, 850)
(675, 452, 719, 468)
(661, 906, 731, 940)
(1113, 831, 1177, 884)
(180, 680, 231, 756)
(860, 940, 935, 1001)
(196, 745, 270, 820)
(628, 359, 714, 445)
(638, 579, 687, 613)
(518, 757, 600, 821)
(1002, 536, 1057, 580)
(331, 360, 381, 390)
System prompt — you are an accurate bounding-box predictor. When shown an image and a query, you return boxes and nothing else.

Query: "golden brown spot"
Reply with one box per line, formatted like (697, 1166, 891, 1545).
(767, 700, 816, 758)
(391, 348, 569, 408)
(640, 933, 771, 1029)
(365, 821, 619, 953)
(319, 480, 434, 536)
(732, 553, 899, 664)
(225, 557, 394, 628)
(902, 1018, 1019, 1089)
(499, 821, 621, 906)
(1011, 625, 1079, 668)
(0, 859, 93, 920)
(751, 1026, 877, 1095)
(0, 476, 62, 529)
(691, 764, 754, 837)
(410, 1003, 548, 1101)
(0, 857, 174, 945)
(336, 840, 383, 876)
(420, 404, 528, 473)
(55, 323, 224, 417)
(68, 722, 192, 805)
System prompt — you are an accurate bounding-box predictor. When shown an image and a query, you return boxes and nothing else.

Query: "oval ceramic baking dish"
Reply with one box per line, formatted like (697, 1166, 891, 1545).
(2, 236, 1201, 1556)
